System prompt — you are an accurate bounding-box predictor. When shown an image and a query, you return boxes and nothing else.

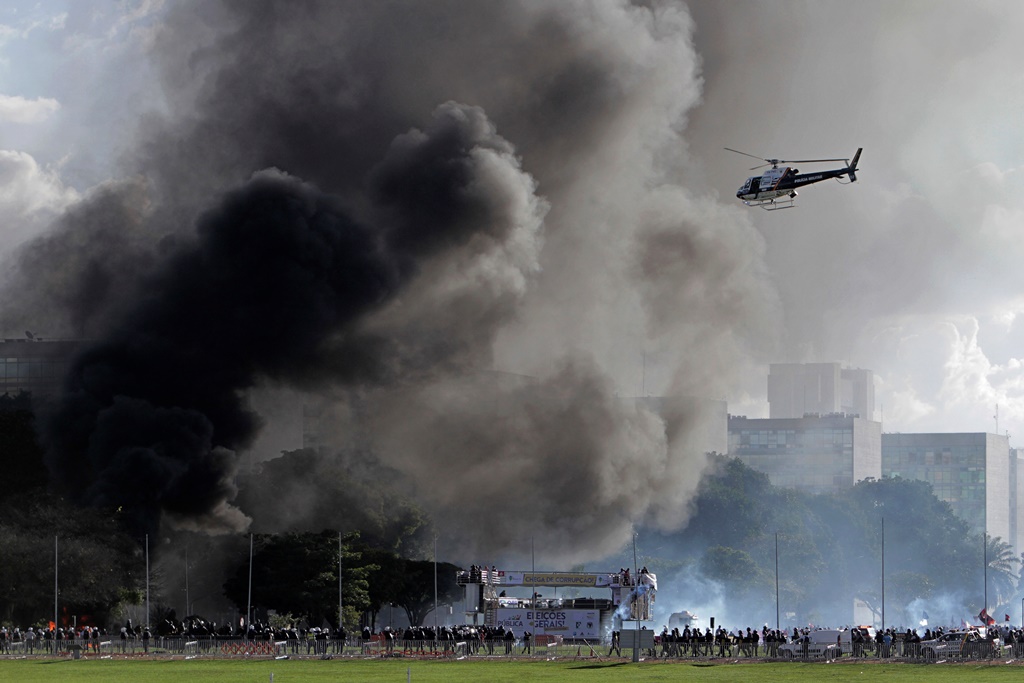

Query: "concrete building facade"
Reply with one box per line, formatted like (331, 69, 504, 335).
(0, 338, 79, 399)
(727, 414, 882, 496)
(768, 362, 875, 421)
(881, 432, 1011, 544)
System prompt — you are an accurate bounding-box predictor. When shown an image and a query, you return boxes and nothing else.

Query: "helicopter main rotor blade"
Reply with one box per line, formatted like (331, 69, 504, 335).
(724, 147, 769, 162)
(779, 157, 849, 165)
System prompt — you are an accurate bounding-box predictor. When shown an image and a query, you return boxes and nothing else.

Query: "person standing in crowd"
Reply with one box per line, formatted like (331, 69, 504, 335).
(608, 630, 621, 657)
(503, 628, 515, 654)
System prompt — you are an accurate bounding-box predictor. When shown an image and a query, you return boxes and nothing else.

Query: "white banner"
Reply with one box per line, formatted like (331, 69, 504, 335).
(495, 608, 601, 639)
(501, 572, 614, 587)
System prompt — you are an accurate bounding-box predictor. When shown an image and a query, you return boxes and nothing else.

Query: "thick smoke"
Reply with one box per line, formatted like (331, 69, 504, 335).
(46, 102, 546, 536)
(10, 1, 779, 562)
(684, 2, 1024, 433)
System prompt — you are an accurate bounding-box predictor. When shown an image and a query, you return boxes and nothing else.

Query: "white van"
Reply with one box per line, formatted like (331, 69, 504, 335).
(778, 629, 850, 659)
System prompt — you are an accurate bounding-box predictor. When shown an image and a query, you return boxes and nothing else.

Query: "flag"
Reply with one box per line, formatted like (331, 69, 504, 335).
(1007, 614, 1012, 622)
(922, 611, 929, 619)
(978, 608, 995, 626)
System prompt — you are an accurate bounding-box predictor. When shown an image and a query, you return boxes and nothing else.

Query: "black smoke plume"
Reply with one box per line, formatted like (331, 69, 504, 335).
(46, 101, 545, 536)
(8, 1, 779, 563)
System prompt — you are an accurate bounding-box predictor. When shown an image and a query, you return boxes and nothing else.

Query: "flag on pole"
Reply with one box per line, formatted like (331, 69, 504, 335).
(1006, 614, 1011, 622)
(978, 608, 995, 626)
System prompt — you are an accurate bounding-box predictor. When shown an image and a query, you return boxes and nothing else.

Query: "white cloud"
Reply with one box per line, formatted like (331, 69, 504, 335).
(866, 314, 1024, 440)
(0, 93, 60, 123)
(0, 149, 78, 249)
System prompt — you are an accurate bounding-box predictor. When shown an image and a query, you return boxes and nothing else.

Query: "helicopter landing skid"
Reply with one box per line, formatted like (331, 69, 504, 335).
(744, 197, 795, 211)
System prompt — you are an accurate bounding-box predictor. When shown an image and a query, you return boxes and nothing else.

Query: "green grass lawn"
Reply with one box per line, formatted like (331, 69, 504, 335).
(4, 658, 1024, 683)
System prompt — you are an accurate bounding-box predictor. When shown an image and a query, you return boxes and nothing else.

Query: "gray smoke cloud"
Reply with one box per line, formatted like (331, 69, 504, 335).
(5, 1, 780, 563)
(684, 1, 1024, 433)
(44, 100, 546, 538)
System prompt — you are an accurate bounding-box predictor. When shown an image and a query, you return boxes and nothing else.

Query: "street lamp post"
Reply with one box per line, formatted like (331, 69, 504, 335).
(433, 535, 438, 630)
(881, 517, 885, 632)
(632, 532, 640, 663)
(775, 532, 780, 631)
(246, 533, 253, 637)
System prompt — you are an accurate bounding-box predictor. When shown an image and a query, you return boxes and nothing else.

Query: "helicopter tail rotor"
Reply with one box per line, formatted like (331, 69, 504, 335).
(847, 148, 863, 182)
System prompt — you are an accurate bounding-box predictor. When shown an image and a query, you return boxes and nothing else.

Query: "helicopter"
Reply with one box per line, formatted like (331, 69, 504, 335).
(726, 147, 862, 210)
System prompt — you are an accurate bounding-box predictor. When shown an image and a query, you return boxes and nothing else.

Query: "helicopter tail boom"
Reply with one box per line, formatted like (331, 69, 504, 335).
(847, 148, 862, 182)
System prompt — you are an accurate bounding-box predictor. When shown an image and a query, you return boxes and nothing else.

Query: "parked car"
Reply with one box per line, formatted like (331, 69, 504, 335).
(920, 630, 996, 660)
(778, 629, 848, 659)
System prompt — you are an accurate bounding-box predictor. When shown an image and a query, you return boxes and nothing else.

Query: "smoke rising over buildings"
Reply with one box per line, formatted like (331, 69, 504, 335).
(2, 1, 777, 562)
(45, 102, 549, 537)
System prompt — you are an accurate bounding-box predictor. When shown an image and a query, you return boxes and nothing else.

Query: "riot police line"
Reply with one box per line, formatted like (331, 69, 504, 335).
(3, 621, 1022, 661)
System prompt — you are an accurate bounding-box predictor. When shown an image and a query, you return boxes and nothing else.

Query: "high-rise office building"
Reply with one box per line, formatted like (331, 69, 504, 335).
(881, 432, 1011, 543)
(768, 362, 875, 420)
(728, 413, 881, 495)
(0, 337, 79, 399)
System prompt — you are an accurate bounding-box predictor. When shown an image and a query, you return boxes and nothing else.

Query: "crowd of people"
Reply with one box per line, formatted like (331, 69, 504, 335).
(643, 623, 1018, 660)
(0, 625, 107, 654)
(3, 614, 1022, 660)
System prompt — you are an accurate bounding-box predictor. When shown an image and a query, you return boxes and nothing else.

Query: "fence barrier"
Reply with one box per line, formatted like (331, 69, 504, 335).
(0, 632, 1015, 662)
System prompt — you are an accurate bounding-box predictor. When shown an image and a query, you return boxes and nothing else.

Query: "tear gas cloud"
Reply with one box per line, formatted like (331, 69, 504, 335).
(1, 1, 777, 563)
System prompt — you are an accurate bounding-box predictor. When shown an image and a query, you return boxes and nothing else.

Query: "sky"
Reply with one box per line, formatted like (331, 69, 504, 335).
(3, 0, 1024, 561)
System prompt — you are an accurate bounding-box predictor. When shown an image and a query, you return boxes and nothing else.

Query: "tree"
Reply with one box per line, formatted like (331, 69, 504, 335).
(985, 535, 1019, 608)
(683, 456, 776, 547)
(361, 548, 406, 631)
(394, 559, 463, 627)
(645, 462, 991, 626)
(835, 477, 977, 616)
(0, 492, 144, 627)
(223, 530, 370, 630)
(234, 448, 429, 555)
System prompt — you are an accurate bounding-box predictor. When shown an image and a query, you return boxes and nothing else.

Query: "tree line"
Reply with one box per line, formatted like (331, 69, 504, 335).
(638, 454, 1021, 627)
(5, 391, 1022, 630)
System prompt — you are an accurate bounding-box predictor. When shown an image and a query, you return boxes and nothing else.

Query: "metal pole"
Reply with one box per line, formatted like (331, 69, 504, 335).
(880, 517, 884, 632)
(433, 534, 438, 630)
(184, 544, 190, 618)
(146, 534, 150, 629)
(344, 532, 348, 634)
(632, 532, 640, 663)
(247, 533, 254, 636)
(775, 532, 780, 631)
(531, 537, 536, 610)
(984, 533, 988, 621)
(54, 536, 58, 638)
